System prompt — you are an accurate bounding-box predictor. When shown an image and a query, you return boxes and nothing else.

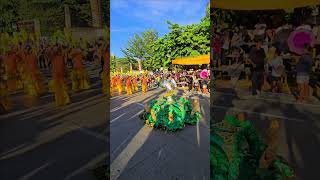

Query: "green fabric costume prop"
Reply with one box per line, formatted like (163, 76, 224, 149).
(139, 91, 201, 131)
(211, 115, 294, 180)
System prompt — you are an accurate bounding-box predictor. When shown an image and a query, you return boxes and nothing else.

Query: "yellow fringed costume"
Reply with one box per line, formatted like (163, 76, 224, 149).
(109, 76, 116, 96)
(101, 72, 108, 95)
(4, 52, 22, 91)
(0, 82, 11, 113)
(117, 77, 123, 95)
(24, 53, 45, 96)
(50, 51, 70, 106)
(126, 77, 132, 95)
(132, 77, 138, 92)
(70, 49, 90, 92)
(141, 76, 148, 94)
(49, 79, 70, 106)
(71, 70, 90, 92)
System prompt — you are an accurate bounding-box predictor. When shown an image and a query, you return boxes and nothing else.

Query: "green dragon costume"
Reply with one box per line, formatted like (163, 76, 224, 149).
(139, 91, 201, 131)
(211, 115, 295, 180)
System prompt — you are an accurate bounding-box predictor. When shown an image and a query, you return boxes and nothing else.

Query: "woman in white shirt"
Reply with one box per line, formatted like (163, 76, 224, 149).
(268, 48, 284, 93)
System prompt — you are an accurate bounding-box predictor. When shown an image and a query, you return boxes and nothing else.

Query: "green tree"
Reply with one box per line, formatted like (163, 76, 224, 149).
(121, 29, 158, 71)
(0, 0, 96, 35)
(148, 6, 210, 70)
(0, 0, 21, 33)
(120, 4, 210, 71)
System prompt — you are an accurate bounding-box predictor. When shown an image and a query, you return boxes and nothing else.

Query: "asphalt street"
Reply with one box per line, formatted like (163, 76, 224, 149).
(110, 88, 210, 180)
(0, 66, 107, 180)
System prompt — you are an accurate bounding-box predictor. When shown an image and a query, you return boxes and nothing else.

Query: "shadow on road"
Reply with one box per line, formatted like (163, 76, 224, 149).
(110, 89, 210, 180)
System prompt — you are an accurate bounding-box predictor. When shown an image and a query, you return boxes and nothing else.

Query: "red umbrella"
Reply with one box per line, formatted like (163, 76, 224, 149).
(288, 30, 315, 55)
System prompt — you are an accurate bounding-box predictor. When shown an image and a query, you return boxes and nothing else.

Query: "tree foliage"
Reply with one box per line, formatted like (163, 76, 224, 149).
(122, 4, 211, 71)
(0, 0, 103, 35)
(121, 29, 158, 70)
(110, 55, 134, 73)
(148, 5, 210, 70)
(0, 0, 21, 33)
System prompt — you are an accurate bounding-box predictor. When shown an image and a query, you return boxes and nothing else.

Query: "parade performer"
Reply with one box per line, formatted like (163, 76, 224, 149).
(140, 91, 201, 131)
(126, 76, 133, 95)
(24, 45, 45, 98)
(70, 47, 90, 92)
(49, 45, 70, 106)
(132, 76, 138, 92)
(116, 75, 123, 95)
(4, 45, 21, 91)
(141, 75, 148, 94)
(110, 76, 116, 96)
(16, 43, 27, 84)
(0, 54, 11, 113)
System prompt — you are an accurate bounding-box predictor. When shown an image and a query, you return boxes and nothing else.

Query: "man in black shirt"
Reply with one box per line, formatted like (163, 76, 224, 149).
(249, 39, 266, 96)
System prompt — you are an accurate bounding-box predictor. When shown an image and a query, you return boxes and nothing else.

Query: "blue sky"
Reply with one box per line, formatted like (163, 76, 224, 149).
(111, 0, 209, 58)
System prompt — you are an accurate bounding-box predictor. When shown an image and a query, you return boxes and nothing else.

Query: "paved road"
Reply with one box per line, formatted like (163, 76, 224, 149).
(0, 66, 107, 180)
(212, 85, 320, 180)
(110, 88, 210, 180)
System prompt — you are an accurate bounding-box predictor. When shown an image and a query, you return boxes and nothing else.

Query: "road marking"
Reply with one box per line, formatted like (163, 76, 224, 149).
(111, 133, 132, 157)
(18, 161, 52, 180)
(1, 92, 104, 120)
(211, 105, 305, 122)
(136, 103, 144, 107)
(110, 126, 153, 180)
(111, 113, 126, 123)
(196, 121, 200, 148)
(17, 95, 105, 121)
(70, 124, 106, 141)
(64, 153, 107, 180)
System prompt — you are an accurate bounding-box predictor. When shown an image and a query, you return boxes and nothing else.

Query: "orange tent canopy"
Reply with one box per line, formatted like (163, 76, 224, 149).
(211, 0, 320, 10)
(172, 54, 210, 65)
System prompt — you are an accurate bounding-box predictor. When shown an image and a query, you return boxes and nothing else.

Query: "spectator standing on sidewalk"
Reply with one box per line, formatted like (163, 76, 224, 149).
(296, 44, 313, 102)
(249, 39, 266, 96)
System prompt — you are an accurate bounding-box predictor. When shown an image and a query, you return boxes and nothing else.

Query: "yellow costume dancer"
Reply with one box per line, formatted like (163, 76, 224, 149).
(16, 48, 26, 89)
(141, 76, 148, 94)
(70, 48, 90, 92)
(101, 71, 107, 94)
(4, 49, 22, 92)
(49, 47, 70, 106)
(116, 76, 123, 95)
(110, 76, 116, 96)
(132, 77, 138, 92)
(126, 77, 133, 95)
(23, 48, 45, 106)
(0, 61, 11, 113)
